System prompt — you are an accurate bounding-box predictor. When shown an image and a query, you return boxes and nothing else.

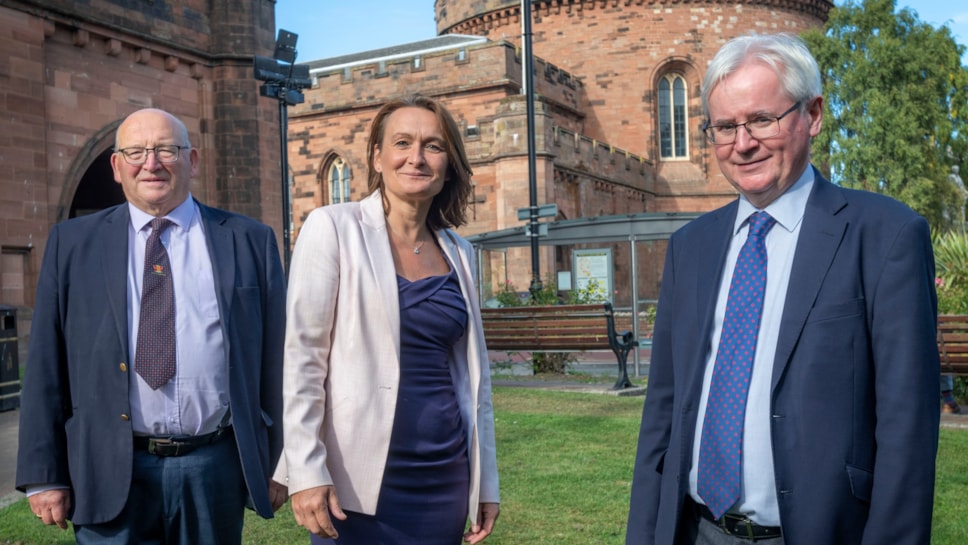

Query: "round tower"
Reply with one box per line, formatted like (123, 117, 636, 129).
(435, 0, 833, 208)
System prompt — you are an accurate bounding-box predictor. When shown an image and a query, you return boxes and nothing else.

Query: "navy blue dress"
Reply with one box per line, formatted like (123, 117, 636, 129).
(313, 268, 470, 544)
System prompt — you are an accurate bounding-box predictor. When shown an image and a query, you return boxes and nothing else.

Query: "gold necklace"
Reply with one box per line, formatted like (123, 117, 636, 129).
(386, 221, 427, 254)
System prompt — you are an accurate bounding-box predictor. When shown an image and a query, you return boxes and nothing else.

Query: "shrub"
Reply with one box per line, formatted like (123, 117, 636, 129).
(935, 231, 968, 314)
(934, 231, 968, 401)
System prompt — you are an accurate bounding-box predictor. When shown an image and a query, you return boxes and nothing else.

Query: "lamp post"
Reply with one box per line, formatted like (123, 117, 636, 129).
(522, 0, 543, 301)
(254, 29, 312, 272)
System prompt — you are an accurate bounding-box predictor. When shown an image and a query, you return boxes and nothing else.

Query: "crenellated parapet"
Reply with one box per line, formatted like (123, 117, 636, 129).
(437, 0, 833, 37)
(295, 40, 586, 117)
(551, 126, 654, 195)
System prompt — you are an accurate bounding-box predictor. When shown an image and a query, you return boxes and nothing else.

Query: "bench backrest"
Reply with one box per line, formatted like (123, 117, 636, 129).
(481, 304, 609, 350)
(938, 314, 968, 375)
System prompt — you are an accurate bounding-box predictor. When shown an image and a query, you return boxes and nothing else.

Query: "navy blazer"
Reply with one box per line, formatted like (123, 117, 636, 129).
(16, 201, 286, 525)
(626, 173, 940, 545)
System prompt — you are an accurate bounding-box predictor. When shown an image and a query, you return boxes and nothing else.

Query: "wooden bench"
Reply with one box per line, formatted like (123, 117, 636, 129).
(481, 302, 638, 389)
(938, 314, 968, 376)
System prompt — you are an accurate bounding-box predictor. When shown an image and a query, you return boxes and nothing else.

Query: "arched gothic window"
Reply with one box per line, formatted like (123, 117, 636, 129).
(658, 74, 688, 159)
(329, 157, 351, 204)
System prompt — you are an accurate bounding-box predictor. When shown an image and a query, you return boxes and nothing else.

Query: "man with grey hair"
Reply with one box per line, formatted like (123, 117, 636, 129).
(626, 33, 939, 544)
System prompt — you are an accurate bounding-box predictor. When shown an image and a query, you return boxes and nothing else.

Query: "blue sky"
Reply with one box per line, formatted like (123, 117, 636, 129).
(275, 0, 967, 64)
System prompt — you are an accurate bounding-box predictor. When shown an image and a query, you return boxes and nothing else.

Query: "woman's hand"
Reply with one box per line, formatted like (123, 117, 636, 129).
(291, 485, 347, 539)
(464, 502, 500, 544)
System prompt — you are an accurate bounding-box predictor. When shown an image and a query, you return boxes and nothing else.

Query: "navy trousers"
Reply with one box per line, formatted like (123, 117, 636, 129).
(73, 431, 247, 545)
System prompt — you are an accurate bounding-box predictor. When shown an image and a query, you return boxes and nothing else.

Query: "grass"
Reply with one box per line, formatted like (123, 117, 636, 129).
(933, 428, 968, 544)
(2, 385, 967, 544)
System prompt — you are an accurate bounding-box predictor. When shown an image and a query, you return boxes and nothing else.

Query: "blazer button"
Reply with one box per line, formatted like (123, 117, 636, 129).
(120, 362, 127, 372)
(120, 414, 130, 421)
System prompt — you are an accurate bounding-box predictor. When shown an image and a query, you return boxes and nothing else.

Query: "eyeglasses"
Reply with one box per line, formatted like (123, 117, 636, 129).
(702, 102, 802, 145)
(115, 145, 189, 165)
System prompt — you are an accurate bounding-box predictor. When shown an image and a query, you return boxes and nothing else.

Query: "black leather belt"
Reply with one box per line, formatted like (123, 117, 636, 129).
(133, 426, 232, 457)
(689, 498, 782, 541)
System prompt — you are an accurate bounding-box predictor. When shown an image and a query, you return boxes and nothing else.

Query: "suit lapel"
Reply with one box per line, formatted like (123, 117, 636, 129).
(198, 202, 236, 323)
(360, 192, 401, 346)
(695, 203, 738, 354)
(437, 229, 480, 379)
(437, 230, 463, 286)
(771, 175, 848, 386)
(102, 205, 132, 359)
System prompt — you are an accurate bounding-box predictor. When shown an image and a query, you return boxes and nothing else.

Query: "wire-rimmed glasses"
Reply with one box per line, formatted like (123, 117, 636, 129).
(702, 102, 802, 145)
(115, 145, 189, 165)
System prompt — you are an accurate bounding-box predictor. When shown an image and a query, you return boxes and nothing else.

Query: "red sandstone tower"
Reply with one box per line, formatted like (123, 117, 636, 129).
(287, 0, 830, 300)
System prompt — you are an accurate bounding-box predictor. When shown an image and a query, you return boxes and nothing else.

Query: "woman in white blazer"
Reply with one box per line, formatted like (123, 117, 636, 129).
(283, 95, 500, 544)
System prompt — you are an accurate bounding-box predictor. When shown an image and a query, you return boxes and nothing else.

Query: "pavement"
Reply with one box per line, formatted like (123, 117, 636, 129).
(490, 348, 650, 396)
(0, 406, 22, 509)
(1, 352, 967, 510)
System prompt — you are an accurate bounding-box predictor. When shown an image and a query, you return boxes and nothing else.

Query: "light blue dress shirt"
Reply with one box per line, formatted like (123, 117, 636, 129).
(26, 195, 230, 496)
(127, 195, 229, 436)
(689, 167, 814, 526)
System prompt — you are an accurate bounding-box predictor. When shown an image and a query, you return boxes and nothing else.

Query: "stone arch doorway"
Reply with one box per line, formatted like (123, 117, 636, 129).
(69, 149, 126, 218)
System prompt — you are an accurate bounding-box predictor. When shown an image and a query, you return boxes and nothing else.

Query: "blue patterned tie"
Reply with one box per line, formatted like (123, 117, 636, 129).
(698, 211, 776, 519)
(135, 218, 176, 390)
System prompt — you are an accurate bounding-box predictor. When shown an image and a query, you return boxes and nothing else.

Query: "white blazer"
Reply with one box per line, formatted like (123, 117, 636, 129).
(281, 190, 500, 518)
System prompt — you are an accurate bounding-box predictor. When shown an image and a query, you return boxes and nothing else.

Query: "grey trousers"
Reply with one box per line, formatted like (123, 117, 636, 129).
(679, 506, 784, 545)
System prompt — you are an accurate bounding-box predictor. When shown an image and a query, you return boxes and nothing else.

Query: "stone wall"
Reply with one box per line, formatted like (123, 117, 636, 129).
(437, 0, 831, 206)
(0, 0, 281, 330)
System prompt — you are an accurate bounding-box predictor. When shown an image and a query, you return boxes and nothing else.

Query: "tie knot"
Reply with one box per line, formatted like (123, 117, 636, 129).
(149, 218, 173, 236)
(747, 212, 775, 238)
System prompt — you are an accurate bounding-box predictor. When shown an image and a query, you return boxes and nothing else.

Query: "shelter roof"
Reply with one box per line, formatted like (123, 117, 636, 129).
(466, 212, 701, 250)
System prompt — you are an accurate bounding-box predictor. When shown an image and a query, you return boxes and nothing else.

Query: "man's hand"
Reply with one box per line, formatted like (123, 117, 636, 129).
(269, 479, 289, 512)
(464, 502, 500, 544)
(29, 489, 71, 530)
(290, 485, 347, 539)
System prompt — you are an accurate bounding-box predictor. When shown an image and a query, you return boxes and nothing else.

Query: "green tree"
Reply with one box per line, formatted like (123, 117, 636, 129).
(802, 0, 968, 231)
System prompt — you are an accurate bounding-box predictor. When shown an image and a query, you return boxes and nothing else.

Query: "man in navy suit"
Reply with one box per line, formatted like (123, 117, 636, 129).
(626, 34, 939, 544)
(16, 108, 288, 543)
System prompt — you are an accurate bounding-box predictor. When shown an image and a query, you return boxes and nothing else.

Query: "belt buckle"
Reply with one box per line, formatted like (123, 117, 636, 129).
(147, 437, 171, 456)
(720, 513, 757, 541)
(147, 437, 189, 457)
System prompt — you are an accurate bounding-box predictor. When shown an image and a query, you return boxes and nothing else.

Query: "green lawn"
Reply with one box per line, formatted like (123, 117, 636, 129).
(2, 386, 967, 544)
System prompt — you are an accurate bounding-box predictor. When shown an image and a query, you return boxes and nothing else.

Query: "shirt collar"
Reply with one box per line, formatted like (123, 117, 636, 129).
(734, 166, 814, 235)
(129, 193, 196, 234)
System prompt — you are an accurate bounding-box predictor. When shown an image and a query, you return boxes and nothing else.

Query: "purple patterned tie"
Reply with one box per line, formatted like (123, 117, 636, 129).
(135, 218, 176, 390)
(697, 211, 776, 519)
